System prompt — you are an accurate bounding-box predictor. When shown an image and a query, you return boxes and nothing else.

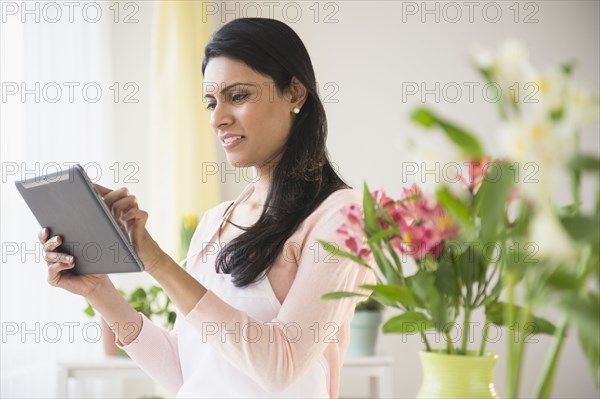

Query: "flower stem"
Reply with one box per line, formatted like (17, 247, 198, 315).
(479, 320, 490, 356)
(384, 240, 405, 282)
(507, 273, 519, 398)
(461, 305, 472, 354)
(421, 332, 432, 351)
(445, 328, 456, 354)
(510, 303, 532, 398)
(534, 315, 569, 399)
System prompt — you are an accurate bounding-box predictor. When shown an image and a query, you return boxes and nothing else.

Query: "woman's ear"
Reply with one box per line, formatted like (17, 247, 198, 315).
(288, 77, 308, 110)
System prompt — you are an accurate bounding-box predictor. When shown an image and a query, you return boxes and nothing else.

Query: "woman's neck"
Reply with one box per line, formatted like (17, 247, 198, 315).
(245, 166, 272, 206)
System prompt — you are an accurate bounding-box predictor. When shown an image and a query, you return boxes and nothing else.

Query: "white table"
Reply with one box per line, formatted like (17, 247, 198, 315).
(57, 355, 395, 398)
(56, 357, 154, 398)
(341, 356, 395, 398)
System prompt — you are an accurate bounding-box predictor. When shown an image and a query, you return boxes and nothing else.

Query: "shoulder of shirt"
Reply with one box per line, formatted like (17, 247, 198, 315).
(321, 187, 362, 208)
(305, 187, 362, 223)
(288, 188, 361, 241)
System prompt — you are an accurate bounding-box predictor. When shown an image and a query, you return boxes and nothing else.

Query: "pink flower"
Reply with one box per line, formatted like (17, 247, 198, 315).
(371, 189, 401, 229)
(456, 156, 508, 195)
(336, 184, 459, 262)
(392, 184, 460, 260)
(337, 204, 371, 259)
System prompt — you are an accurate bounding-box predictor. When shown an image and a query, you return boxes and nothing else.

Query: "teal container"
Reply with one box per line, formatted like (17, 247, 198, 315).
(347, 311, 382, 358)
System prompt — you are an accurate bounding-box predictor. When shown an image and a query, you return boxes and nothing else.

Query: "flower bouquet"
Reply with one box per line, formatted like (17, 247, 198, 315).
(320, 38, 599, 398)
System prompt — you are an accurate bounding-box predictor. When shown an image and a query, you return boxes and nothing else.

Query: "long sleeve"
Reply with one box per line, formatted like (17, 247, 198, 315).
(184, 190, 376, 393)
(114, 207, 222, 394)
(116, 313, 183, 394)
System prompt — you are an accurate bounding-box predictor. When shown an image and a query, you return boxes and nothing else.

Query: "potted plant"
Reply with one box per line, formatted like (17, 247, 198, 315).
(347, 295, 384, 358)
(320, 38, 599, 398)
(84, 285, 176, 357)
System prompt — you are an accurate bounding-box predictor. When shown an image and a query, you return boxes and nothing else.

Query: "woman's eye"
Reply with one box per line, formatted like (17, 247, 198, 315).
(206, 102, 216, 111)
(231, 93, 248, 103)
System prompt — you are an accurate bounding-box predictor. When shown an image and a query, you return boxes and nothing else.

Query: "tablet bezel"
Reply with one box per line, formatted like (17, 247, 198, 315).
(14, 164, 145, 274)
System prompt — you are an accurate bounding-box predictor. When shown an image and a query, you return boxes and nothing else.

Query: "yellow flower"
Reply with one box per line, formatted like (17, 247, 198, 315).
(183, 213, 199, 230)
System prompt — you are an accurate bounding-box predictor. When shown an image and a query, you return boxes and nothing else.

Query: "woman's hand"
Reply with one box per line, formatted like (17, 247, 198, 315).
(39, 228, 111, 297)
(93, 184, 167, 274)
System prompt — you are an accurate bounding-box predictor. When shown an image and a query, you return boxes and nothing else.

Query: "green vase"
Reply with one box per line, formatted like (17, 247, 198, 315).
(417, 350, 499, 398)
(347, 310, 382, 357)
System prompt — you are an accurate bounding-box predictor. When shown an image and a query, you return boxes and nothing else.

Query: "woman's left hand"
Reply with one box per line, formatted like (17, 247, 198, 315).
(93, 184, 167, 274)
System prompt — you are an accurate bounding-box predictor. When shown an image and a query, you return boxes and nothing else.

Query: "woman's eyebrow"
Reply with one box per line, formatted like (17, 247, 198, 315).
(203, 82, 258, 99)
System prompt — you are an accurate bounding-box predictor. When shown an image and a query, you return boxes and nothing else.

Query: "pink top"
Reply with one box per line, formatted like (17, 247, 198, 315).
(118, 183, 376, 398)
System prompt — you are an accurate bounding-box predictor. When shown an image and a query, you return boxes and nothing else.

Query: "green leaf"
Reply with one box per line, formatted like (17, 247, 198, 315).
(411, 270, 448, 329)
(456, 243, 483, 292)
(410, 107, 484, 157)
(545, 268, 579, 291)
(366, 229, 400, 244)
(382, 311, 434, 334)
(486, 302, 556, 335)
(370, 243, 402, 285)
(131, 287, 147, 301)
(411, 107, 436, 127)
(567, 154, 600, 173)
(375, 202, 401, 231)
(318, 239, 371, 269)
(168, 312, 177, 329)
(361, 284, 421, 308)
(435, 251, 460, 299)
(321, 291, 367, 301)
(474, 162, 515, 245)
(363, 181, 380, 236)
(561, 60, 576, 76)
(560, 215, 600, 244)
(84, 303, 95, 317)
(436, 187, 470, 225)
(563, 294, 600, 385)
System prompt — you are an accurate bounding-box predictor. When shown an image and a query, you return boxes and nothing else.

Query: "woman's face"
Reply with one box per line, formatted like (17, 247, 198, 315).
(203, 56, 297, 170)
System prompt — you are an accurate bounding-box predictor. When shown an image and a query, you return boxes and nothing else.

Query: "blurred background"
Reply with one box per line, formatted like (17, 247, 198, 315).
(1, 1, 598, 397)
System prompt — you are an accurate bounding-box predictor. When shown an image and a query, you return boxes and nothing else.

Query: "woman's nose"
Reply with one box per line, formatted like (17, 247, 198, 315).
(210, 103, 233, 130)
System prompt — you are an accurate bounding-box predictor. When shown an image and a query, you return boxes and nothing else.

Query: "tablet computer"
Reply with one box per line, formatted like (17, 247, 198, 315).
(14, 164, 144, 274)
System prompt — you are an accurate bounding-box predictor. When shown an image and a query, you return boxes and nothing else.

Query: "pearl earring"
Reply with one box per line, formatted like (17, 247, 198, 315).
(292, 107, 300, 114)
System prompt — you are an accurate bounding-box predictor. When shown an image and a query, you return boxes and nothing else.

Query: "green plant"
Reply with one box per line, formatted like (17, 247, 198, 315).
(355, 295, 384, 312)
(319, 38, 599, 398)
(84, 285, 176, 330)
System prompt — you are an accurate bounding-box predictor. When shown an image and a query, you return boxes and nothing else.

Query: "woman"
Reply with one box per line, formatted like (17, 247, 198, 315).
(38, 18, 375, 398)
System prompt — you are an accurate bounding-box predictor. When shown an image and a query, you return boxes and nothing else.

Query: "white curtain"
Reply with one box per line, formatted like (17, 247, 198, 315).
(1, 3, 116, 396)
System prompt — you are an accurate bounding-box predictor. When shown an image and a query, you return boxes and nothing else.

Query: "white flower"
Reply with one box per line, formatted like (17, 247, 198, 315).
(528, 207, 575, 262)
(525, 66, 568, 116)
(499, 115, 576, 203)
(471, 45, 495, 70)
(563, 82, 600, 130)
(495, 38, 536, 101)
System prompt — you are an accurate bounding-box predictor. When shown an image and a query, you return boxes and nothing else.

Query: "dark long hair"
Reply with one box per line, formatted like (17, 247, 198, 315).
(202, 18, 350, 287)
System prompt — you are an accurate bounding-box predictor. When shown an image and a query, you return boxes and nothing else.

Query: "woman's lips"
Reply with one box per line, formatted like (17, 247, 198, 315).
(222, 136, 245, 150)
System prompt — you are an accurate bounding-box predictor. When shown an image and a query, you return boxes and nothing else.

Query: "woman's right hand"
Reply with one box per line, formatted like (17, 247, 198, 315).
(38, 227, 111, 298)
